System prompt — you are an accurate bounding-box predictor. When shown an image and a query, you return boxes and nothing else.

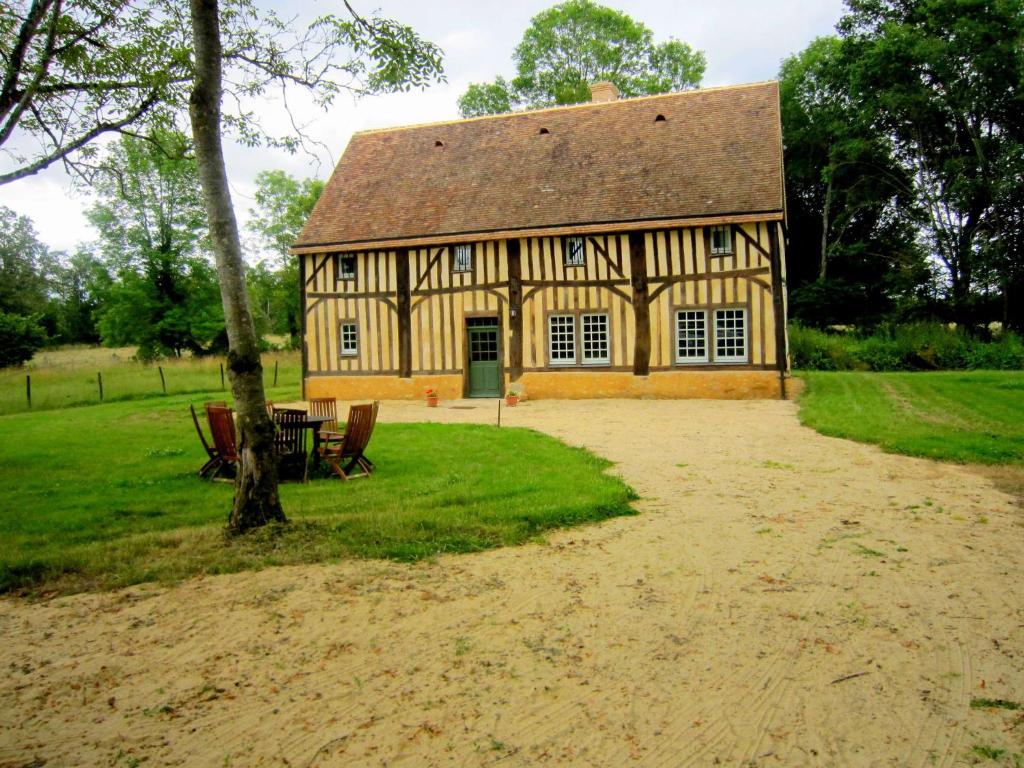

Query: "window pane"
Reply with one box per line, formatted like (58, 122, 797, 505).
(710, 226, 732, 255)
(340, 323, 358, 356)
(548, 315, 576, 364)
(453, 244, 473, 272)
(339, 255, 356, 278)
(565, 237, 585, 266)
(714, 309, 746, 361)
(581, 314, 609, 364)
(676, 310, 707, 362)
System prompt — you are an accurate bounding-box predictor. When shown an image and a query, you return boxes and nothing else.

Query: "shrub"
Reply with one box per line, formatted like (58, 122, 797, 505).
(790, 322, 1024, 371)
(0, 312, 47, 368)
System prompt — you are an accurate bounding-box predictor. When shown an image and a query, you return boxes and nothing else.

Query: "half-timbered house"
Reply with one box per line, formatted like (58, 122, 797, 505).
(292, 80, 790, 400)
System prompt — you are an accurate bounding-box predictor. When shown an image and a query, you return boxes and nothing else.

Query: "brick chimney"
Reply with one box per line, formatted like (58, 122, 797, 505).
(589, 81, 620, 103)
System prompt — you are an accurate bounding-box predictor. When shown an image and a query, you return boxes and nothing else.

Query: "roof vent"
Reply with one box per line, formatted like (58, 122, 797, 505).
(538, 127, 550, 135)
(434, 139, 444, 147)
(654, 114, 666, 122)
(589, 81, 620, 103)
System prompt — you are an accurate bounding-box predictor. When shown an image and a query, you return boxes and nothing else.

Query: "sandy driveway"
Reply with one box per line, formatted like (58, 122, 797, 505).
(1, 399, 1022, 767)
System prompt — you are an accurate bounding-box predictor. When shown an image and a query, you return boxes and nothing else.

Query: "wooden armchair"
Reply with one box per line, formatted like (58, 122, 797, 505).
(319, 401, 380, 480)
(190, 403, 221, 478)
(205, 405, 239, 479)
(272, 407, 309, 482)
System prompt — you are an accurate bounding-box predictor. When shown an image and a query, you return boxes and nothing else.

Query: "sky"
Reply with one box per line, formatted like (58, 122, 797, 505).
(0, 0, 846, 255)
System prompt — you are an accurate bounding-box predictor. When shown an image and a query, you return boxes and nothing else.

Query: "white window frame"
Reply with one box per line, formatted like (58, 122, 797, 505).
(713, 308, 748, 363)
(710, 225, 733, 255)
(580, 313, 610, 365)
(338, 254, 356, 279)
(564, 236, 585, 267)
(675, 309, 709, 364)
(452, 243, 473, 273)
(548, 314, 577, 366)
(339, 321, 358, 357)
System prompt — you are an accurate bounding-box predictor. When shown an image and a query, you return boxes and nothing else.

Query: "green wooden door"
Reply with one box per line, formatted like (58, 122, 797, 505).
(467, 324, 500, 397)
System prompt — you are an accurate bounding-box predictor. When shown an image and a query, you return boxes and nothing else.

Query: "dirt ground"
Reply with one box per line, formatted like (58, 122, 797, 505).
(1, 399, 1022, 767)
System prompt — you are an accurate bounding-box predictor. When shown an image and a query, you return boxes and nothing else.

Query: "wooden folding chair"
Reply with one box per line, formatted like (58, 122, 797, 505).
(205, 405, 239, 480)
(190, 403, 221, 478)
(272, 407, 309, 482)
(319, 401, 380, 480)
(309, 397, 345, 445)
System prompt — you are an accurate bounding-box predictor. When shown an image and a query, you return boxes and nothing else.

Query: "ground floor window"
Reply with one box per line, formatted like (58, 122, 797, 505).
(674, 308, 748, 364)
(339, 321, 358, 356)
(676, 310, 708, 362)
(549, 315, 576, 364)
(714, 309, 747, 362)
(549, 312, 610, 366)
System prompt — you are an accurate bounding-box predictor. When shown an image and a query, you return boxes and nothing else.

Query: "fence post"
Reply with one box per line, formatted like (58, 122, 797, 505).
(25, 374, 31, 409)
(158, 365, 167, 394)
(273, 360, 279, 387)
(97, 371, 104, 402)
(220, 362, 225, 390)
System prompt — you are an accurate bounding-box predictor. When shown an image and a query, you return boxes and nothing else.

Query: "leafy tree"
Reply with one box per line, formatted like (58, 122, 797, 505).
(458, 0, 705, 117)
(838, 0, 1024, 329)
(0, 205, 53, 316)
(779, 36, 928, 327)
(49, 248, 104, 345)
(0, 311, 46, 367)
(248, 170, 324, 343)
(85, 131, 224, 359)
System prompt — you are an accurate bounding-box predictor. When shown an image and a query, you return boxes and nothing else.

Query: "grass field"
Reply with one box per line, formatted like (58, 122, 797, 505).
(797, 371, 1024, 464)
(0, 347, 301, 415)
(0, 392, 636, 596)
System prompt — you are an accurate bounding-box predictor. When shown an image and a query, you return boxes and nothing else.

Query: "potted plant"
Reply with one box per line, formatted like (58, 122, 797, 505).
(424, 387, 439, 407)
(505, 384, 523, 407)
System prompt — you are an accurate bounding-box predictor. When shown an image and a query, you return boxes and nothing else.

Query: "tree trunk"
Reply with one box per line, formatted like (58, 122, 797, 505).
(188, 0, 285, 533)
(819, 174, 833, 281)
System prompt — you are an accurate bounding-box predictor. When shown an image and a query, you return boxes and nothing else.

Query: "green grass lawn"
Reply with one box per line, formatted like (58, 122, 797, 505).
(797, 371, 1024, 464)
(0, 393, 636, 596)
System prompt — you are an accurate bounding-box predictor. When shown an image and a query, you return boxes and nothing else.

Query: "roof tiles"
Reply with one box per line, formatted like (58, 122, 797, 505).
(296, 81, 784, 250)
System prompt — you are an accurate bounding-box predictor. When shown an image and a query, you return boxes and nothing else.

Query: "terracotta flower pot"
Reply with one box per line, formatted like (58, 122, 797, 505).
(426, 395, 439, 407)
(505, 394, 519, 407)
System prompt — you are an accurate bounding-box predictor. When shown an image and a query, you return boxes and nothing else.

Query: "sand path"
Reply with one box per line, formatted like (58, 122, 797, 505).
(1, 399, 1022, 767)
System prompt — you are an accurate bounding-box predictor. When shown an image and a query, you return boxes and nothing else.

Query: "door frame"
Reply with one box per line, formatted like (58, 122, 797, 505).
(462, 311, 504, 398)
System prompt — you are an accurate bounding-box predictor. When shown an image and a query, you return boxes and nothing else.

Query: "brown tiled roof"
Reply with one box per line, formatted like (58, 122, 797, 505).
(295, 81, 784, 251)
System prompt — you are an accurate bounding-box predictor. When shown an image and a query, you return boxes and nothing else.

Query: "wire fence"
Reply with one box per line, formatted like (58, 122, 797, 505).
(1, 350, 301, 415)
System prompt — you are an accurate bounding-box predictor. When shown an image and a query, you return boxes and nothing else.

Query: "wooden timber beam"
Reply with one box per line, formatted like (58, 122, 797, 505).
(508, 239, 524, 381)
(396, 248, 412, 378)
(767, 223, 788, 400)
(299, 254, 308, 399)
(628, 231, 651, 376)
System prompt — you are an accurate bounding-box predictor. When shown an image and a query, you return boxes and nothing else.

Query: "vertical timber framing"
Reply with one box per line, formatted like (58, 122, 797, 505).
(396, 248, 412, 378)
(299, 253, 308, 398)
(507, 238, 524, 380)
(768, 223, 788, 399)
(628, 231, 651, 376)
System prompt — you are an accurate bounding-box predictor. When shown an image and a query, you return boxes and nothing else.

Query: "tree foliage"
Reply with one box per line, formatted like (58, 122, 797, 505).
(247, 170, 323, 343)
(84, 131, 223, 359)
(458, 0, 705, 117)
(837, 0, 1024, 328)
(779, 36, 928, 328)
(1, 0, 445, 183)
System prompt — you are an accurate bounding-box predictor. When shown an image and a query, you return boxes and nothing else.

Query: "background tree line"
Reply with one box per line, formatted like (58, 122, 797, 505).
(3, 0, 1023, 370)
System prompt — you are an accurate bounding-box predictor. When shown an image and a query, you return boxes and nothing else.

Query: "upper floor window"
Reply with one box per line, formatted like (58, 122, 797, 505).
(709, 225, 733, 256)
(452, 243, 473, 273)
(337, 254, 356, 279)
(564, 236, 585, 266)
